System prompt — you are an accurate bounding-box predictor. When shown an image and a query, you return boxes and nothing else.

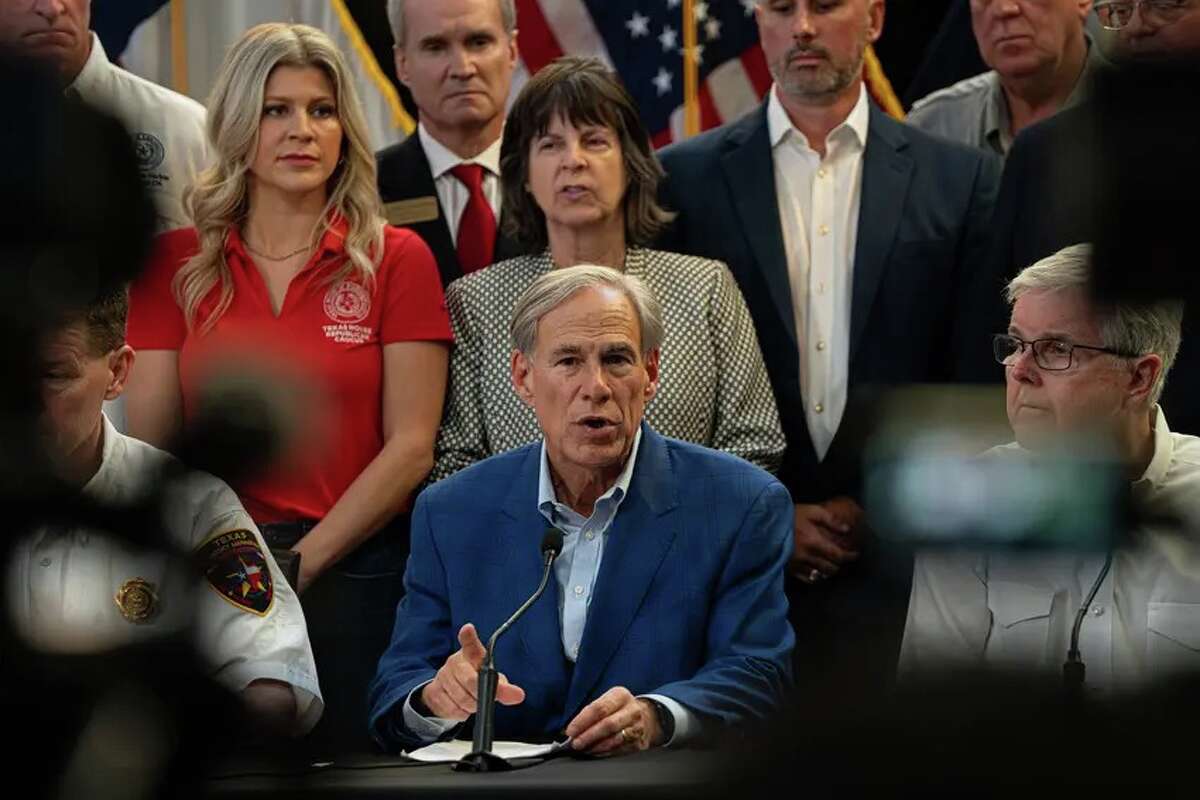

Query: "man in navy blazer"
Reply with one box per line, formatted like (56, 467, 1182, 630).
(657, 1, 1004, 687)
(369, 267, 794, 754)
(377, 0, 523, 289)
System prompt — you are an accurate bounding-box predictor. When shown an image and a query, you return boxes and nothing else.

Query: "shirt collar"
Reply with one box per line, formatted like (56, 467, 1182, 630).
(537, 246, 647, 275)
(537, 426, 643, 515)
(68, 32, 109, 99)
(1134, 405, 1174, 491)
(767, 82, 870, 152)
(980, 72, 1010, 153)
(989, 33, 1100, 152)
(80, 412, 121, 502)
(418, 122, 503, 181)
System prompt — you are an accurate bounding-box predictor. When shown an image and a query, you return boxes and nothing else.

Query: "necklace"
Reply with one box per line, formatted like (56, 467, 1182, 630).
(243, 238, 313, 262)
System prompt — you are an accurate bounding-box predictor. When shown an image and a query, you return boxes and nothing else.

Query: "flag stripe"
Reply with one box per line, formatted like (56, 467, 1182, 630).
(706, 57, 760, 124)
(514, 0, 565, 72)
(698, 82, 721, 130)
(330, 0, 414, 134)
(538, 0, 613, 67)
(741, 48, 772, 98)
(509, 60, 532, 111)
(664, 106, 685, 147)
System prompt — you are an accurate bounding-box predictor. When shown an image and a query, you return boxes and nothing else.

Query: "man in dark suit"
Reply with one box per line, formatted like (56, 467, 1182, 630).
(990, 0, 1200, 434)
(369, 266, 793, 754)
(377, 0, 523, 288)
(658, 0, 1003, 687)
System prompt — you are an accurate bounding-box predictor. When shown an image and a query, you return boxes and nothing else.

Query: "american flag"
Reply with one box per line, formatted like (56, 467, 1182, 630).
(512, 0, 772, 147)
(93, 1, 900, 149)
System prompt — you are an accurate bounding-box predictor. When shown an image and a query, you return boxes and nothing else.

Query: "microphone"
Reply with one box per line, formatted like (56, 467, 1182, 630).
(1063, 551, 1113, 690)
(456, 528, 564, 772)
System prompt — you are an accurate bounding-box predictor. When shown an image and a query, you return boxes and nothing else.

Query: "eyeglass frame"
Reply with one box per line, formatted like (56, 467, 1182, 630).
(992, 333, 1139, 371)
(1094, 0, 1196, 30)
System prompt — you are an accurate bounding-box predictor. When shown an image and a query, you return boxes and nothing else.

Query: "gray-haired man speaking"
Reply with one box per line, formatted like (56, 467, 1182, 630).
(370, 266, 794, 754)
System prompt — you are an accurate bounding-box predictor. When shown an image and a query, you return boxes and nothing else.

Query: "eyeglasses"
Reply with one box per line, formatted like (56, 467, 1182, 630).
(1095, 0, 1195, 30)
(992, 334, 1135, 371)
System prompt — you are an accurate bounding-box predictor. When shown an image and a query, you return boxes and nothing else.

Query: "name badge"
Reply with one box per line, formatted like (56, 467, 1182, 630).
(385, 196, 439, 226)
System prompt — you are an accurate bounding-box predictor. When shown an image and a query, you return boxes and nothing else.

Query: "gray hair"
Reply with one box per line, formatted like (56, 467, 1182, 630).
(387, 0, 517, 48)
(510, 266, 665, 357)
(1006, 243, 1184, 404)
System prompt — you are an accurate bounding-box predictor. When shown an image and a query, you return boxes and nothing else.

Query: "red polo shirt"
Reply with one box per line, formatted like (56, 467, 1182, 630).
(128, 221, 452, 523)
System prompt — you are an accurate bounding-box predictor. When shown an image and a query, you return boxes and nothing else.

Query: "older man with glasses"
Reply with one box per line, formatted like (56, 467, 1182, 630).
(899, 244, 1200, 689)
(1095, 0, 1200, 52)
(987, 0, 1200, 438)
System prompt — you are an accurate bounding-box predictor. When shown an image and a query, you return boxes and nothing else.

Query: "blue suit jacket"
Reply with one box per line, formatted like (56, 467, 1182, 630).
(658, 102, 1004, 504)
(368, 425, 794, 752)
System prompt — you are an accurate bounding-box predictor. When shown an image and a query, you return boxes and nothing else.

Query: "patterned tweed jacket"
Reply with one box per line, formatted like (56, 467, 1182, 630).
(431, 247, 785, 481)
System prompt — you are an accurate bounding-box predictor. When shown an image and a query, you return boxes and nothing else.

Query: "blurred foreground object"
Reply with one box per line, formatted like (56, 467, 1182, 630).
(0, 51, 305, 798)
(725, 671, 1199, 793)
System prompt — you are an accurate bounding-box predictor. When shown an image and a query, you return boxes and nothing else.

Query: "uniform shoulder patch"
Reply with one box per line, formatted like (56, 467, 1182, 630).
(195, 529, 275, 616)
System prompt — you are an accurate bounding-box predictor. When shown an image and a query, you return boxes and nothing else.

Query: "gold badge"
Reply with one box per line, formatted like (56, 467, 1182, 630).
(114, 578, 158, 623)
(385, 196, 439, 226)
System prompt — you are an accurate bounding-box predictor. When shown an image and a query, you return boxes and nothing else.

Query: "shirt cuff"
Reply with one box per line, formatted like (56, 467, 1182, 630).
(402, 681, 461, 743)
(641, 693, 697, 747)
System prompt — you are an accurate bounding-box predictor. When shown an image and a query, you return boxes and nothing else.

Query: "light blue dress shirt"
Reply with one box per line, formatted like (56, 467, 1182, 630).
(404, 429, 696, 745)
(536, 428, 641, 662)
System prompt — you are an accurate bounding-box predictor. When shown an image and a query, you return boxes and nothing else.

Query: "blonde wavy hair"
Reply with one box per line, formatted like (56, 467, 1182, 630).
(175, 22, 384, 332)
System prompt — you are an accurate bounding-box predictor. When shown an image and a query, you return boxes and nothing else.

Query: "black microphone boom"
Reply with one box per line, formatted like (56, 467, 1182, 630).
(455, 528, 564, 773)
(1063, 552, 1113, 690)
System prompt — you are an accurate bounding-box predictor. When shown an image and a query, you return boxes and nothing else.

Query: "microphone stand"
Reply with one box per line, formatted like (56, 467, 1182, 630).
(455, 533, 562, 773)
(1063, 551, 1114, 691)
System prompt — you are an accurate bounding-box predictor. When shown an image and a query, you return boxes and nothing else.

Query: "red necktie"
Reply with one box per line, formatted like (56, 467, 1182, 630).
(449, 163, 496, 274)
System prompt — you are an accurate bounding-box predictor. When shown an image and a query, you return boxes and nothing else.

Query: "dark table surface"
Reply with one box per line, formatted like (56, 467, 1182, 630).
(202, 747, 737, 799)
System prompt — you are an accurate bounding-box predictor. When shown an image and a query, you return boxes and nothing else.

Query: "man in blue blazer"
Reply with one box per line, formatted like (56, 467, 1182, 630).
(657, 1, 1004, 688)
(369, 267, 794, 754)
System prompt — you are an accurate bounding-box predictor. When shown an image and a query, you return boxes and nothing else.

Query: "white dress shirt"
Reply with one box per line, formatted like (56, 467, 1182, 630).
(768, 83, 869, 461)
(7, 415, 323, 733)
(418, 123, 503, 244)
(899, 408, 1200, 692)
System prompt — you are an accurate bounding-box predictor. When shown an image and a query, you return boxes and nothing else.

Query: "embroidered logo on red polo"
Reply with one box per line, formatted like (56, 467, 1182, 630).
(324, 279, 370, 323)
(195, 528, 274, 615)
(322, 279, 374, 344)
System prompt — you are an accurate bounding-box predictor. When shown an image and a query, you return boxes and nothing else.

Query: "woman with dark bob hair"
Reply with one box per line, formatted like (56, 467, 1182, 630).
(431, 56, 783, 480)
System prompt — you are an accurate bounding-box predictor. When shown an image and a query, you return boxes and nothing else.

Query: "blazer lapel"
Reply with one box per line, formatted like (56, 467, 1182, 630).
(499, 444, 567, 672)
(564, 426, 679, 716)
(850, 108, 914, 366)
(720, 106, 798, 347)
(393, 136, 464, 288)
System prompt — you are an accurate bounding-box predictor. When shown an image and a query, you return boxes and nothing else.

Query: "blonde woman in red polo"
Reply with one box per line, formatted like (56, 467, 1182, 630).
(125, 23, 450, 750)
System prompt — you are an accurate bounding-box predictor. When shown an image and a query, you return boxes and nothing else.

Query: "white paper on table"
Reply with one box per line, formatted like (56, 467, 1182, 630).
(403, 739, 570, 763)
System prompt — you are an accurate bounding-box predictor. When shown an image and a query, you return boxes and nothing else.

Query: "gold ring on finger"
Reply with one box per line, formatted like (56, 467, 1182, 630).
(620, 727, 636, 744)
